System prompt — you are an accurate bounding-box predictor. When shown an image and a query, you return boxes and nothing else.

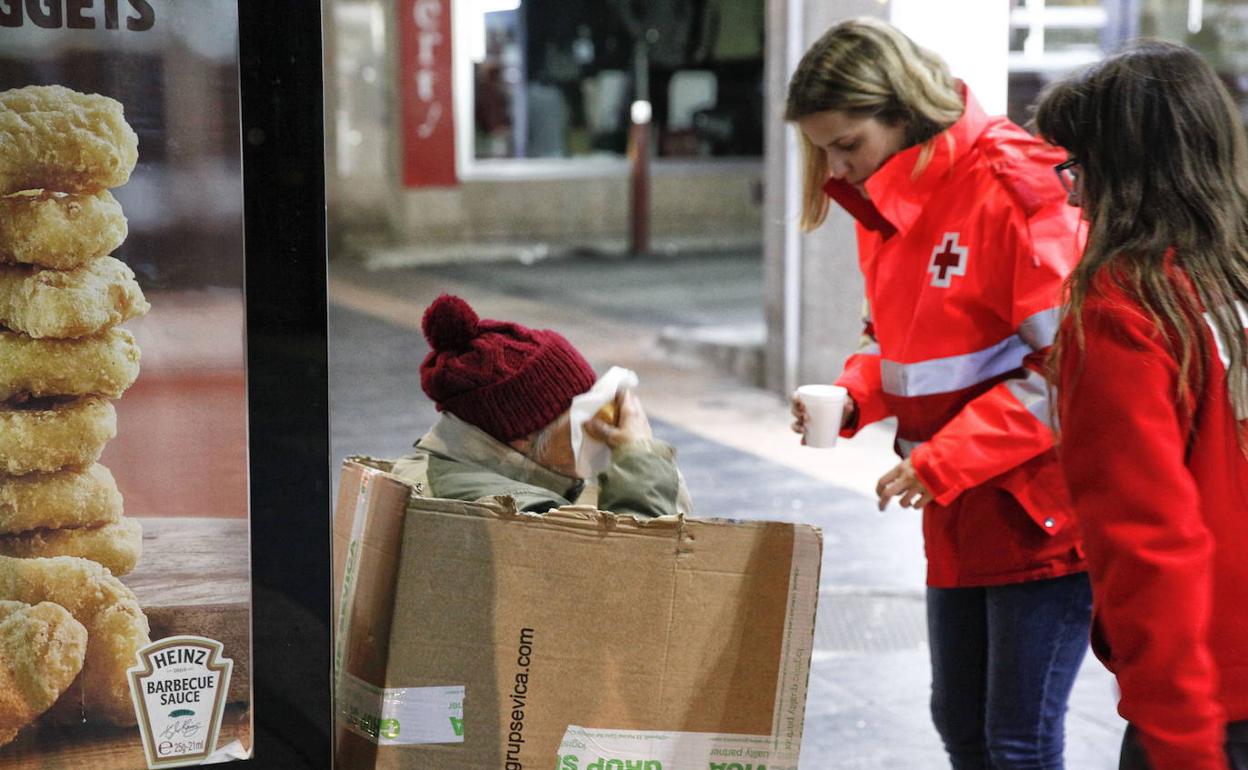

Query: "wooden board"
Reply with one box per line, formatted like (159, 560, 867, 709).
(127, 517, 251, 607)
(1, 517, 254, 769)
(133, 517, 251, 705)
(3, 706, 252, 770)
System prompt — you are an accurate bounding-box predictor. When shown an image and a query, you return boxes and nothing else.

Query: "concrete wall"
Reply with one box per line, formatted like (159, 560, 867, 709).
(763, 0, 882, 396)
(392, 164, 763, 247)
(324, 0, 400, 251)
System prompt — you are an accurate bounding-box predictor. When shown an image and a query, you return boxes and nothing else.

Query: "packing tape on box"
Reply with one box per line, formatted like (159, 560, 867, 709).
(557, 726, 800, 770)
(334, 466, 380, 681)
(768, 524, 821, 758)
(337, 673, 465, 746)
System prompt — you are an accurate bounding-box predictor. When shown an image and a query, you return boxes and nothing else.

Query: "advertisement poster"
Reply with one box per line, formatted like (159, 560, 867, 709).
(0, 1, 253, 767)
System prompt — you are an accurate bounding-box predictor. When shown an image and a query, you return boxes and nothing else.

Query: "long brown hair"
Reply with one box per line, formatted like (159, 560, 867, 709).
(784, 17, 963, 231)
(1035, 40, 1248, 421)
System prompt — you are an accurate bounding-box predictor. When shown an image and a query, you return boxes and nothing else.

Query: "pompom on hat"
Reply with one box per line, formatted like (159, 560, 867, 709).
(419, 294, 597, 442)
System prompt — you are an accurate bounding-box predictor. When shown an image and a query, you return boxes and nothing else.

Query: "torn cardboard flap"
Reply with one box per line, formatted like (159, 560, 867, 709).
(333, 458, 821, 770)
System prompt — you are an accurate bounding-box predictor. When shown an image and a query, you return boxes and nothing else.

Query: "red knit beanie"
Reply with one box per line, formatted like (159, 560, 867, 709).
(419, 294, 598, 442)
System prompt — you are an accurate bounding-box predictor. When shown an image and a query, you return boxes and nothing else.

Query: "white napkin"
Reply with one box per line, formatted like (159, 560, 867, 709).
(202, 740, 251, 764)
(569, 366, 639, 479)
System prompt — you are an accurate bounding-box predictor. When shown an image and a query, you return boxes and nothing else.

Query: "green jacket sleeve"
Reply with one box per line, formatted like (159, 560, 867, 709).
(596, 439, 681, 518)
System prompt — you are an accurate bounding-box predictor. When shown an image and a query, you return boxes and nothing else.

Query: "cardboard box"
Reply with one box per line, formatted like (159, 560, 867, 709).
(333, 458, 821, 770)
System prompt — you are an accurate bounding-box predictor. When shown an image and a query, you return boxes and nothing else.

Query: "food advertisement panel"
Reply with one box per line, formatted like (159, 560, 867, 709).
(0, 1, 253, 767)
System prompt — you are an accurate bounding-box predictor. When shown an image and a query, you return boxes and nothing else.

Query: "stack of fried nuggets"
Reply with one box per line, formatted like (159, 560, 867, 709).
(0, 85, 152, 741)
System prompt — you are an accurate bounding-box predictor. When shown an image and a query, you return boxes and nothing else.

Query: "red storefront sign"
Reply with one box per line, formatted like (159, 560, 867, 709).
(399, 0, 456, 187)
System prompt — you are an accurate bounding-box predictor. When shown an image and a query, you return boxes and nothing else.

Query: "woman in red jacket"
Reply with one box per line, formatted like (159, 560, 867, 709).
(1036, 41, 1248, 770)
(786, 18, 1089, 770)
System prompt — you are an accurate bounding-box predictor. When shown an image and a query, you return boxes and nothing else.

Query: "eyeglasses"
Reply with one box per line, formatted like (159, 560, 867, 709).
(1054, 158, 1080, 195)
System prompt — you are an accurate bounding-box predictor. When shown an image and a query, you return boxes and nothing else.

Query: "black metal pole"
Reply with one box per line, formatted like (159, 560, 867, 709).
(628, 39, 651, 258)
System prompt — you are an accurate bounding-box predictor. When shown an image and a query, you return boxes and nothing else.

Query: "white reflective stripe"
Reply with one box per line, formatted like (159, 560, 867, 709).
(1204, 301, 1248, 369)
(1018, 307, 1062, 351)
(881, 335, 1030, 397)
(897, 371, 1053, 455)
(1203, 301, 1248, 420)
(896, 437, 924, 458)
(1004, 368, 1055, 431)
(858, 342, 881, 356)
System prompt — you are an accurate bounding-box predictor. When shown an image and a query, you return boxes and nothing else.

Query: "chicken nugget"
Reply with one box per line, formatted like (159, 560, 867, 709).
(0, 464, 122, 536)
(0, 600, 26, 621)
(0, 256, 149, 339)
(0, 555, 149, 726)
(0, 85, 138, 196)
(0, 397, 116, 476)
(0, 327, 140, 402)
(0, 518, 142, 577)
(0, 600, 88, 746)
(0, 190, 127, 270)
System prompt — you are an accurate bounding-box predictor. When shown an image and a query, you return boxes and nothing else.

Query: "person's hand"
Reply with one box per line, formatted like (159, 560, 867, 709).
(875, 458, 934, 512)
(790, 391, 857, 444)
(583, 388, 653, 448)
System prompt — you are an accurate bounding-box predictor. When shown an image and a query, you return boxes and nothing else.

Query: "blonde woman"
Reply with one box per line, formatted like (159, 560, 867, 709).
(786, 19, 1089, 769)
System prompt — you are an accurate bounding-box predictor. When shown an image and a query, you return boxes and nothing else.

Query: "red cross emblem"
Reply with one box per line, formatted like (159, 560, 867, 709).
(928, 232, 968, 288)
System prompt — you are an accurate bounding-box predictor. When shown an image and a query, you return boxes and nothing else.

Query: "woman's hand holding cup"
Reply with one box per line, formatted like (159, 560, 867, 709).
(791, 385, 855, 448)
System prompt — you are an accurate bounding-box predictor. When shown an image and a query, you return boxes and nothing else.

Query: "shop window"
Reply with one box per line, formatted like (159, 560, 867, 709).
(1136, 0, 1248, 120)
(1006, 0, 1108, 126)
(1007, 0, 1248, 127)
(465, 0, 765, 161)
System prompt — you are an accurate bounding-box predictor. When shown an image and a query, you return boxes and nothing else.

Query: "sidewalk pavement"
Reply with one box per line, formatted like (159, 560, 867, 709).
(327, 252, 1125, 769)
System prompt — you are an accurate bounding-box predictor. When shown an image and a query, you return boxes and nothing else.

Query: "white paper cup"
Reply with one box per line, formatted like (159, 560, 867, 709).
(797, 384, 848, 449)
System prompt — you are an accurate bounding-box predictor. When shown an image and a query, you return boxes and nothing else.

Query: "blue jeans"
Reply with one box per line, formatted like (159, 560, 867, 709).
(1119, 721, 1248, 769)
(928, 572, 1093, 770)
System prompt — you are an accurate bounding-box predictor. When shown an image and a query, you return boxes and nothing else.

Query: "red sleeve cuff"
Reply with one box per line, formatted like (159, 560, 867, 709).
(909, 444, 957, 506)
(835, 355, 887, 437)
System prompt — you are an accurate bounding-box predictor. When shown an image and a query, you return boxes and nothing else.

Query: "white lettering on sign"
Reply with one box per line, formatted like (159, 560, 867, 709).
(411, 0, 443, 137)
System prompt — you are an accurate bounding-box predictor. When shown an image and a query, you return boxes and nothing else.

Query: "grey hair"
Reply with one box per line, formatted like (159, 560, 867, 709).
(526, 411, 570, 462)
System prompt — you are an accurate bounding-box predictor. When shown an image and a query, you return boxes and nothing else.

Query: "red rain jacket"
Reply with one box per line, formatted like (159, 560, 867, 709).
(832, 88, 1087, 587)
(1059, 270, 1248, 770)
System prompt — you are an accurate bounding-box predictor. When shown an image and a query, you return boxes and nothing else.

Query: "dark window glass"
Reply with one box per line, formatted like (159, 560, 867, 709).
(471, 0, 765, 160)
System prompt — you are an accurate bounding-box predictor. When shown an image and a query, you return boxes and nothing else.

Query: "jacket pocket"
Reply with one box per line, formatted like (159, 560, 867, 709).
(992, 450, 1073, 537)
